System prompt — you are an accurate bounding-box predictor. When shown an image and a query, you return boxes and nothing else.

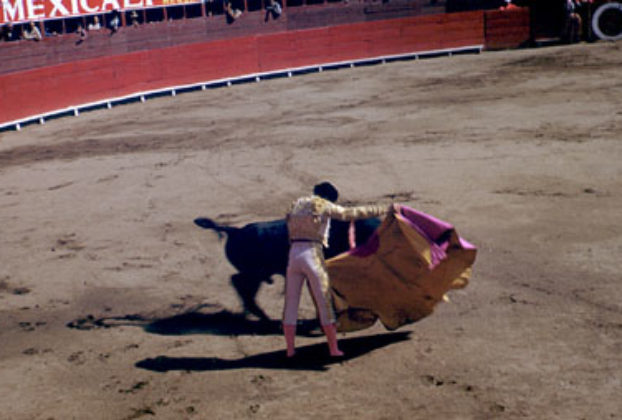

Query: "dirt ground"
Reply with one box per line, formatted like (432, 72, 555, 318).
(1, 40, 621, 420)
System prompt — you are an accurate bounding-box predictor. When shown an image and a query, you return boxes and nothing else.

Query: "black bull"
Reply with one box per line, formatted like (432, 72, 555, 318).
(194, 217, 381, 321)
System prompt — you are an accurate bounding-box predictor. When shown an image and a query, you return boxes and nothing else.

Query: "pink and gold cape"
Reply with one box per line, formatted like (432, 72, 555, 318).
(326, 205, 477, 332)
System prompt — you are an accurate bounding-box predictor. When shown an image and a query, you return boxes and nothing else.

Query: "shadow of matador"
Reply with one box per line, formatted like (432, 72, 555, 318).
(136, 331, 411, 372)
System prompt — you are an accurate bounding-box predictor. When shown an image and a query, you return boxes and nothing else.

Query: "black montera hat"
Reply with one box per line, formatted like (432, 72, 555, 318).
(313, 182, 339, 202)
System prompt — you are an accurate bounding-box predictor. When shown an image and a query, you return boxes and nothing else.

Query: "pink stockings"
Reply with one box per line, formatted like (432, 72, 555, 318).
(283, 323, 343, 358)
(283, 325, 296, 358)
(322, 323, 344, 357)
(283, 242, 343, 357)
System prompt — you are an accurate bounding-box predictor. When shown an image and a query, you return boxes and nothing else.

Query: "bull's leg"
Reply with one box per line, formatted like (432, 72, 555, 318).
(231, 273, 270, 321)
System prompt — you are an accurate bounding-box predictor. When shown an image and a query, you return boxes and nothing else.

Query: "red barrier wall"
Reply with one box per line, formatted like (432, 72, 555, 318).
(484, 8, 531, 50)
(0, 12, 485, 124)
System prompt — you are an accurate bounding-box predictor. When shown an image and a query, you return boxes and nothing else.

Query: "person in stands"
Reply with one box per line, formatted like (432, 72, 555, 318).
(76, 23, 88, 44)
(225, 0, 242, 22)
(1, 22, 19, 42)
(265, 0, 282, 21)
(563, 0, 582, 43)
(130, 11, 140, 27)
(108, 9, 121, 34)
(22, 21, 42, 41)
(88, 16, 102, 31)
(499, 0, 518, 11)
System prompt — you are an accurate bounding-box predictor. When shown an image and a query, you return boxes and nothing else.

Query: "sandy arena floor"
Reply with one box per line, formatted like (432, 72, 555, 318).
(1, 41, 621, 420)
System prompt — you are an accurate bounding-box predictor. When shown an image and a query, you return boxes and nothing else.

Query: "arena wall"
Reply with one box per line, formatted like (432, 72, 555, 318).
(0, 8, 528, 126)
(484, 8, 531, 50)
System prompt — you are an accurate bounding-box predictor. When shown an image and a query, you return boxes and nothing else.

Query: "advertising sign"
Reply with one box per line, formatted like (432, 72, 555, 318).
(1, 0, 201, 24)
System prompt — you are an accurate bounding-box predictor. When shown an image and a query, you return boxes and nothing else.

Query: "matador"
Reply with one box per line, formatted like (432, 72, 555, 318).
(283, 182, 391, 357)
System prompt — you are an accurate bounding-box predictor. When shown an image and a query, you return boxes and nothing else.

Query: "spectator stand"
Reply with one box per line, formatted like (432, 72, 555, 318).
(0, 0, 427, 46)
(0, 0, 426, 76)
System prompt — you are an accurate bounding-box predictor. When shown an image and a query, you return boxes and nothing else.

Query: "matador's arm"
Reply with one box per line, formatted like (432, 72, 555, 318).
(323, 201, 391, 221)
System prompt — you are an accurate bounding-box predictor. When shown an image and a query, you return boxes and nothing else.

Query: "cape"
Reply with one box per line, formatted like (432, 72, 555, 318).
(326, 205, 477, 332)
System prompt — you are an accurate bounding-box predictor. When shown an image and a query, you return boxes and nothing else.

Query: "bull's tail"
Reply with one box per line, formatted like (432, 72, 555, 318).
(194, 217, 237, 239)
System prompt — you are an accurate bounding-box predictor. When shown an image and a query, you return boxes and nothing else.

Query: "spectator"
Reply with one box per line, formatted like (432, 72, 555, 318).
(88, 16, 102, 31)
(1, 23, 19, 42)
(563, 0, 582, 43)
(130, 11, 140, 27)
(225, 0, 242, 22)
(205, 0, 215, 17)
(108, 9, 121, 34)
(22, 21, 42, 41)
(44, 26, 58, 37)
(577, 0, 593, 41)
(265, 0, 282, 21)
(76, 23, 87, 44)
(499, 0, 518, 10)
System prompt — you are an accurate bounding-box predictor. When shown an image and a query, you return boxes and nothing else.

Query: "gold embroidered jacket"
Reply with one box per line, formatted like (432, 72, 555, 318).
(286, 195, 387, 247)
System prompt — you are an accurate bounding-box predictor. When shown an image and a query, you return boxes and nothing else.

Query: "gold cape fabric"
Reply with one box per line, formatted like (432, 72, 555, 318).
(326, 206, 477, 332)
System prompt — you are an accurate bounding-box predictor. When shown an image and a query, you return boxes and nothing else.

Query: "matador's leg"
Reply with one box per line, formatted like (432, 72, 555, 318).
(303, 247, 343, 357)
(283, 254, 306, 357)
(283, 265, 305, 326)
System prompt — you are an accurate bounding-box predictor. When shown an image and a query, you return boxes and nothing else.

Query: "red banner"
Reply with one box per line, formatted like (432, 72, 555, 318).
(1, 0, 201, 23)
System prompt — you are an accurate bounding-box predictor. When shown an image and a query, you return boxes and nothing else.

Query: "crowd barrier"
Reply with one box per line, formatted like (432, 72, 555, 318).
(484, 8, 531, 50)
(0, 9, 529, 130)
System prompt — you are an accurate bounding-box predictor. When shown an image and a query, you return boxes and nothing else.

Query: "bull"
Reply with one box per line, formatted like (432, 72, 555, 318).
(194, 216, 380, 321)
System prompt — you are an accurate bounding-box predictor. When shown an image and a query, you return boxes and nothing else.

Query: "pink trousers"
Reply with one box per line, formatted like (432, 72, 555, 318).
(283, 242, 335, 326)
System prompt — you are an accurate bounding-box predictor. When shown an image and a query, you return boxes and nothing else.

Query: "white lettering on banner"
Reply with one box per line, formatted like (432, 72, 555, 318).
(26, 0, 44, 19)
(123, 0, 143, 8)
(79, 0, 98, 13)
(101, 0, 120, 11)
(1, 0, 199, 22)
(49, 0, 70, 17)
(3, 0, 26, 21)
